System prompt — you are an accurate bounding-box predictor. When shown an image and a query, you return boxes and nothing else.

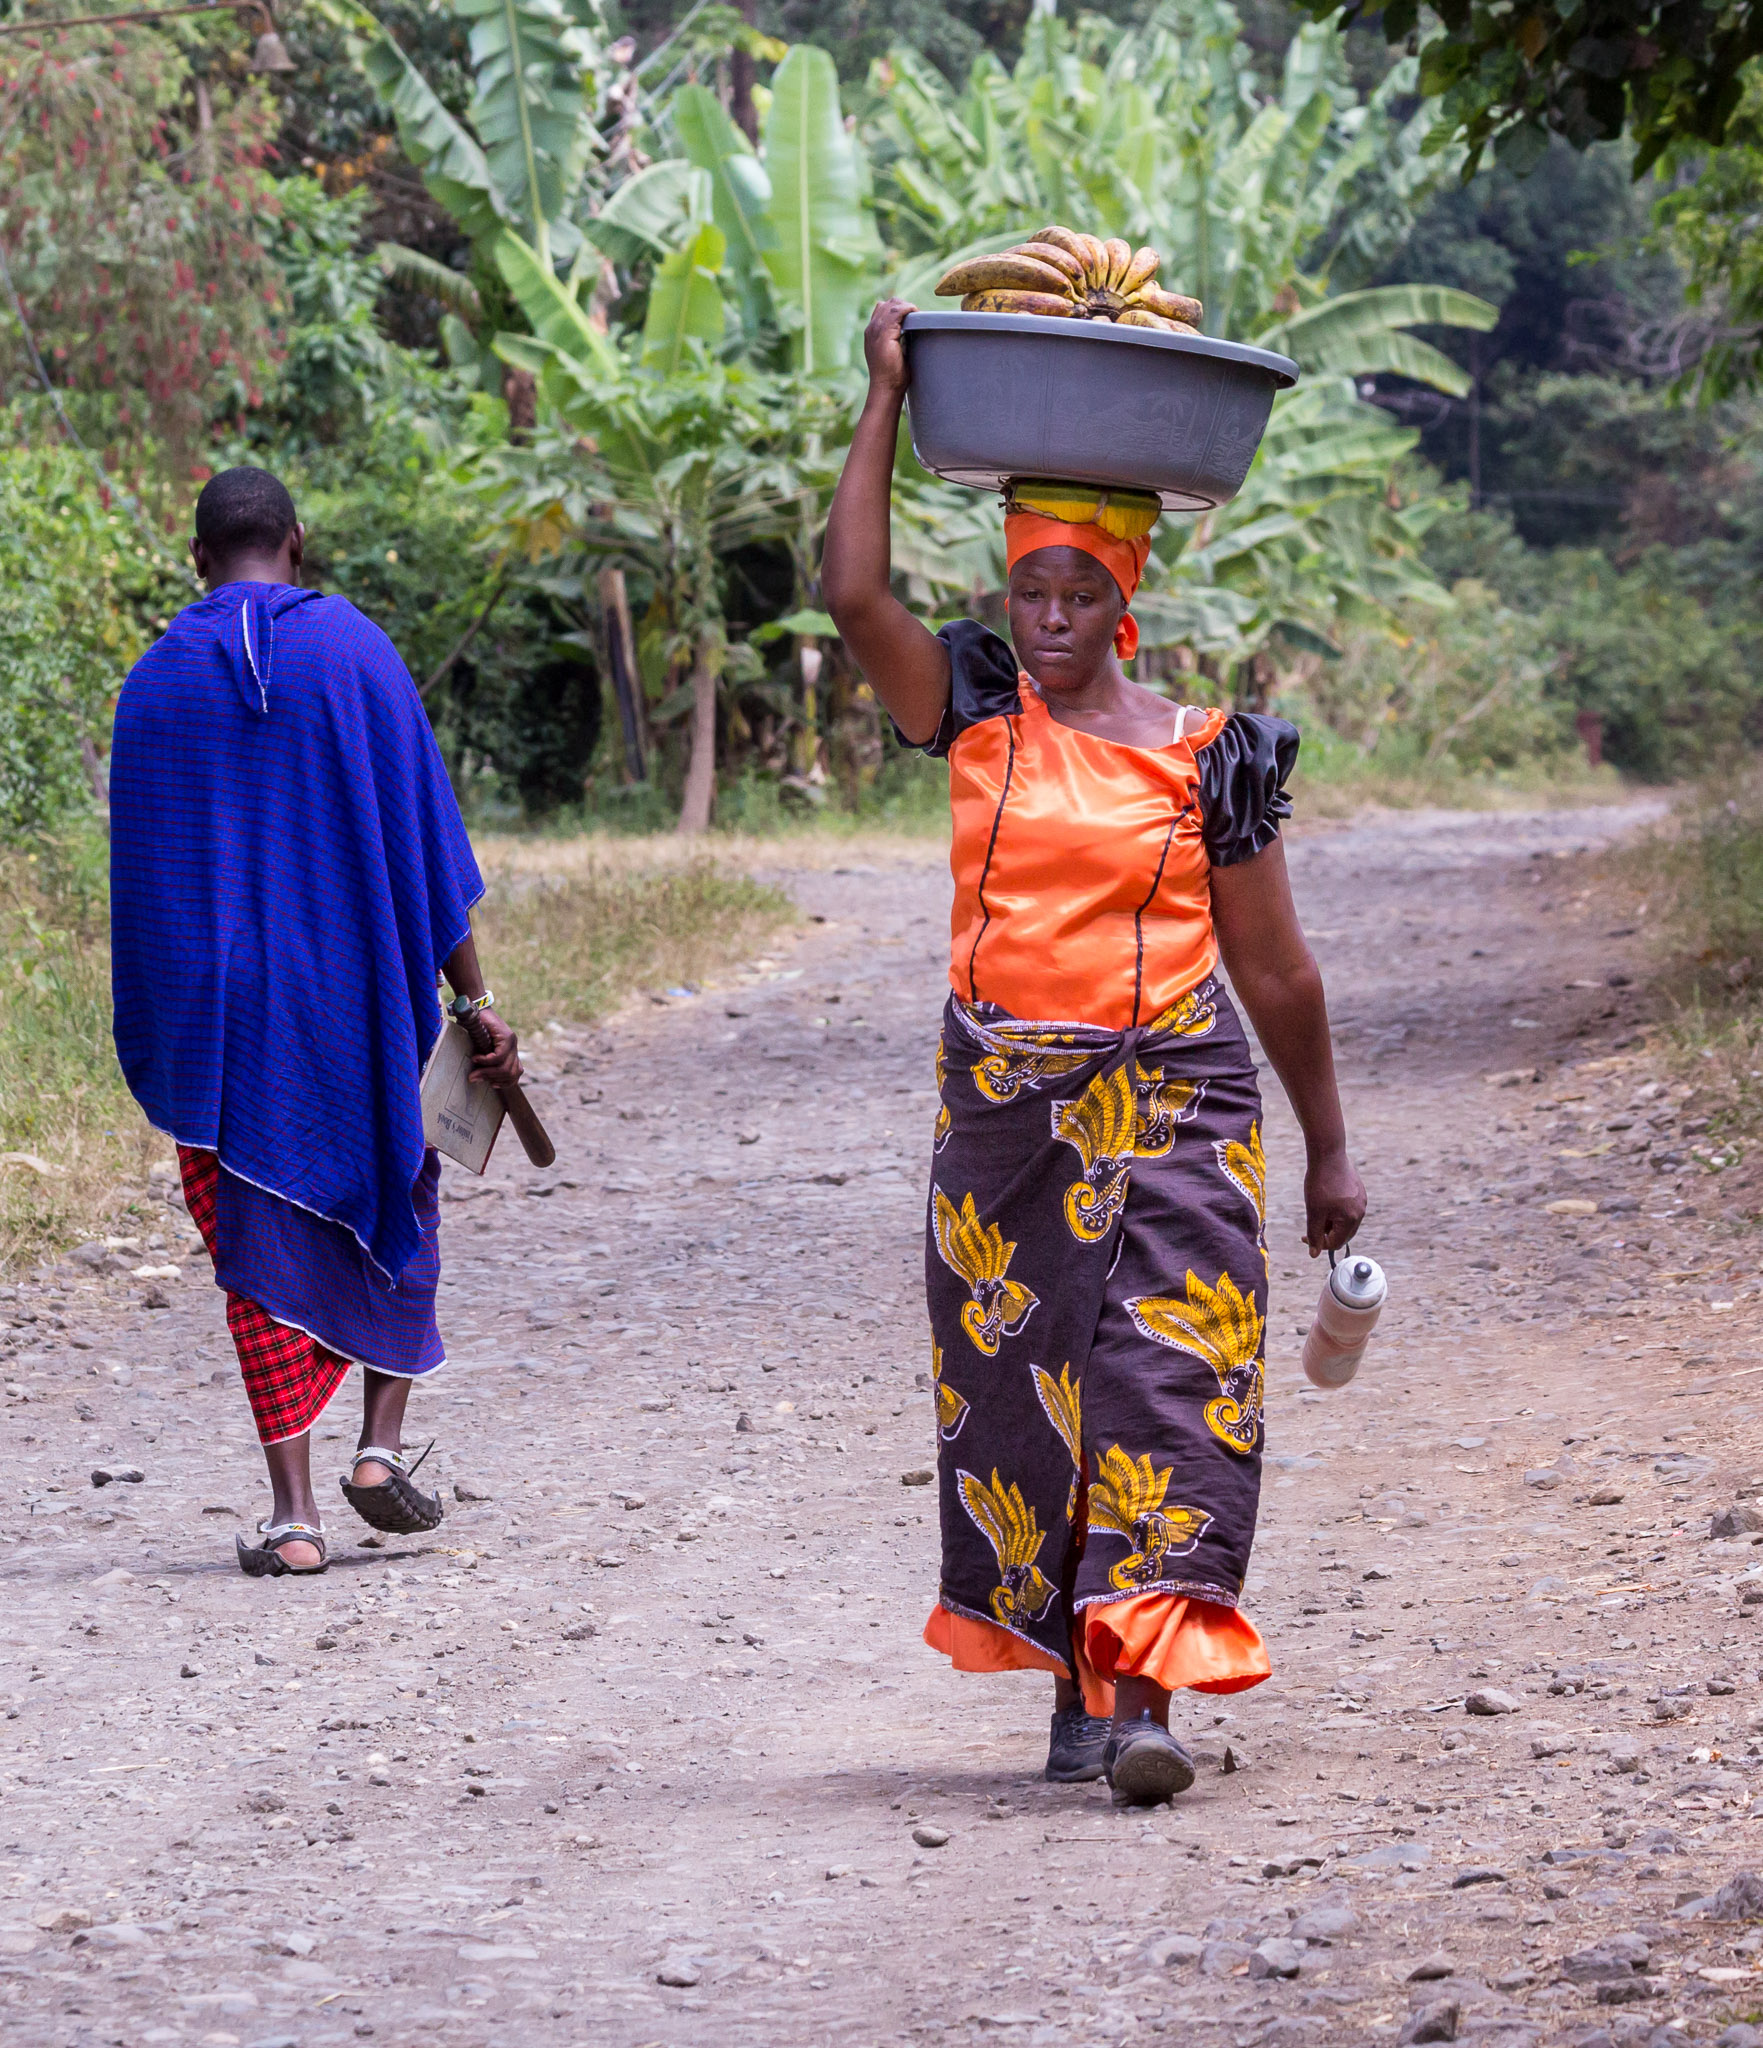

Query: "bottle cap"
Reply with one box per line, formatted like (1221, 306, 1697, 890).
(1329, 1253, 1386, 1306)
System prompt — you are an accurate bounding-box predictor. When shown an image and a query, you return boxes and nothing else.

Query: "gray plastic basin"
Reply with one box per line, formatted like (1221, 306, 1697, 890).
(902, 311, 1299, 512)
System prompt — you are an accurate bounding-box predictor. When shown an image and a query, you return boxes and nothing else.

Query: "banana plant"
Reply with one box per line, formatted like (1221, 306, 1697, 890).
(335, 0, 610, 272)
(862, 0, 1496, 681)
(865, 0, 1468, 327)
(483, 224, 850, 827)
(757, 44, 881, 374)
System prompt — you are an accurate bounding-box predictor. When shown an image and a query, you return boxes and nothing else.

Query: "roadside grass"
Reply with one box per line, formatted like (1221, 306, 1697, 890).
(0, 830, 156, 1274)
(1597, 779, 1763, 1220)
(0, 831, 797, 1273)
(472, 851, 796, 1030)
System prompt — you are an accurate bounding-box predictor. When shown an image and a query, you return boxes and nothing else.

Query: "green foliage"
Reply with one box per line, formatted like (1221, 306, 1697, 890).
(1424, 500, 1763, 779)
(866, 1, 1466, 312)
(1543, 546, 1760, 778)
(759, 44, 883, 373)
(1652, 64, 1763, 398)
(0, 826, 157, 1271)
(1300, 0, 1763, 176)
(261, 179, 395, 443)
(865, 4, 1497, 682)
(0, 441, 184, 835)
(642, 222, 730, 369)
(0, 24, 284, 477)
(355, 0, 611, 269)
(1290, 577, 1576, 774)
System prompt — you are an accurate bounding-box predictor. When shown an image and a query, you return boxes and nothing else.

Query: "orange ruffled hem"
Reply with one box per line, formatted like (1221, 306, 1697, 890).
(924, 1597, 1270, 1718)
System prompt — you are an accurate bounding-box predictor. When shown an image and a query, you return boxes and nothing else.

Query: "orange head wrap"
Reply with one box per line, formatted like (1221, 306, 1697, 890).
(1003, 512, 1152, 661)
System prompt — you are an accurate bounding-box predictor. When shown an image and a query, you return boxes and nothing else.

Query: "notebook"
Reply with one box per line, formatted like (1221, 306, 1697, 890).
(419, 1019, 506, 1174)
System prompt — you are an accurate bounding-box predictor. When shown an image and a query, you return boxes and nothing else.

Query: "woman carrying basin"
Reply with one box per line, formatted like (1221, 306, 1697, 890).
(822, 296, 1366, 1807)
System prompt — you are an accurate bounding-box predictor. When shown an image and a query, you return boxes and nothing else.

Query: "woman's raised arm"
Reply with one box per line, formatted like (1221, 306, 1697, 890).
(822, 298, 952, 749)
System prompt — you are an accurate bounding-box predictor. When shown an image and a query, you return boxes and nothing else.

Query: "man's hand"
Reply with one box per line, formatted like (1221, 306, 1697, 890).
(1303, 1145, 1366, 1255)
(466, 1008, 522, 1088)
(862, 297, 915, 401)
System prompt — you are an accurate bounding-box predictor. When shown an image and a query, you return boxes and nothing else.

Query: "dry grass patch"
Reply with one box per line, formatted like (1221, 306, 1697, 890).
(0, 836, 799, 1273)
(474, 851, 796, 1029)
(1593, 779, 1763, 1222)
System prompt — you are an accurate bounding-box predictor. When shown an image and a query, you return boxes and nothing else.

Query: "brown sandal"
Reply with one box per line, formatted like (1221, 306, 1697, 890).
(340, 1442, 444, 1535)
(236, 1521, 329, 1576)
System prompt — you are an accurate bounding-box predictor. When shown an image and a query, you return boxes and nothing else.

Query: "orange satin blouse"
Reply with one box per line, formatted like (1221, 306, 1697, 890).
(924, 621, 1296, 1030)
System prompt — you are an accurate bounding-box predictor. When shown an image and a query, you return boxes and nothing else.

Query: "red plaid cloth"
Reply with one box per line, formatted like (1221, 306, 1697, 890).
(179, 1146, 353, 1446)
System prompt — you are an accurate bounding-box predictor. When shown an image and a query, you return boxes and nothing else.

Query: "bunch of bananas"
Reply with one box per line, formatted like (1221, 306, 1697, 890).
(1006, 479, 1163, 540)
(935, 226, 1202, 332)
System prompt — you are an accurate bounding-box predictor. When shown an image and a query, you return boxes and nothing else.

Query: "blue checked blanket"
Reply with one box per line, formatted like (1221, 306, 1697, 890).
(111, 581, 483, 1280)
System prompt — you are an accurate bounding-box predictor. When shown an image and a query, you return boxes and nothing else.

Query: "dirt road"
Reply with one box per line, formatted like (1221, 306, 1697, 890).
(9, 797, 1763, 2048)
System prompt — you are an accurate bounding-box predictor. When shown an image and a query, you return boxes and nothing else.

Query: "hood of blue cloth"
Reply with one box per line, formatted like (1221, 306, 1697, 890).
(197, 580, 325, 718)
(109, 587, 484, 1280)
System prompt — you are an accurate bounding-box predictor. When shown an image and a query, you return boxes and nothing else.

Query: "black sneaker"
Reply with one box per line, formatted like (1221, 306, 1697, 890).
(1102, 1711, 1196, 1806)
(1045, 1699, 1111, 1783)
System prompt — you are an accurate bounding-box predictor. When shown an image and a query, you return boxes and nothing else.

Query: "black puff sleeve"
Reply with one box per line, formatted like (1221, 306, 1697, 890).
(893, 619, 1022, 758)
(1196, 712, 1299, 867)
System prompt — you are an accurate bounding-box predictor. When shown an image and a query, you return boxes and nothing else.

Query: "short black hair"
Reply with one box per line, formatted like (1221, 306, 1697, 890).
(194, 466, 298, 561)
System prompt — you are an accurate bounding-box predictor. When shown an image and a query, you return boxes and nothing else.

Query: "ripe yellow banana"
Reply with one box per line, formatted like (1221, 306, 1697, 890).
(1121, 245, 1160, 297)
(1010, 478, 1162, 539)
(1094, 488, 1163, 540)
(1014, 238, 1086, 284)
(961, 289, 1078, 318)
(1128, 283, 1204, 326)
(942, 226, 1204, 333)
(1033, 224, 1090, 266)
(936, 252, 1077, 300)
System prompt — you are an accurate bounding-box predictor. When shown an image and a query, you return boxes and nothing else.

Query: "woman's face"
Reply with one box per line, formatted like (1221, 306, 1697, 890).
(1006, 546, 1124, 694)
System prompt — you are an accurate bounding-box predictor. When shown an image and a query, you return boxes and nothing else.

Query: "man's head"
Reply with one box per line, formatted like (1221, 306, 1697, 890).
(190, 466, 304, 589)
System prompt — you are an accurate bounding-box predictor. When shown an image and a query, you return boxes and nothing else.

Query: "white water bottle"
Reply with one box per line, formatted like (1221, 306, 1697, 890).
(1302, 1251, 1386, 1389)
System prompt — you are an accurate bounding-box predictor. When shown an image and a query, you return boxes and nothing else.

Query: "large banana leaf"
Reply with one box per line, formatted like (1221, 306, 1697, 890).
(492, 229, 618, 373)
(587, 160, 712, 265)
(376, 243, 483, 323)
(641, 222, 727, 374)
(1258, 285, 1498, 391)
(761, 44, 879, 375)
(456, 0, 601, 267)
(360, 29, 508, 246)
(355, 0, 602, 268)
(672, 85, 776, 284)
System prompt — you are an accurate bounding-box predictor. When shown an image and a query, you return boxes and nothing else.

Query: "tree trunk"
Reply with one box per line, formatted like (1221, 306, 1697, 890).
(502, 364, 537, 440)
(729, 0, 760, 143)
(596, 566, 648, 782)
(677, 637, 718, 834)
(194, 78, 215, 181)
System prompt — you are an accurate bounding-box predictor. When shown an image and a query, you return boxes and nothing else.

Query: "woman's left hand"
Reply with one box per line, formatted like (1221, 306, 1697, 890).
(1303, 1145, 1366, 1255)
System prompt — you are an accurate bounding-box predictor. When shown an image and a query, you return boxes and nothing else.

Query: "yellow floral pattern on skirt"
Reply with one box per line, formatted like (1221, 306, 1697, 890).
(924, 983, 1267, 1668)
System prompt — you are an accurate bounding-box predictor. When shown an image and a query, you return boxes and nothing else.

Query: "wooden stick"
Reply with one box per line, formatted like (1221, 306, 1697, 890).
(459, 1011, 556, 1169)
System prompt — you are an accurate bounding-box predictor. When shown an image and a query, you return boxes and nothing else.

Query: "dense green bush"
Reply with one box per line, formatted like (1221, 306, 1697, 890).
(1290, 577, 1578, 775)
(1422, 496, 1763, 779)
(291, 432, 604, 816)
(0, 441, 185, 834)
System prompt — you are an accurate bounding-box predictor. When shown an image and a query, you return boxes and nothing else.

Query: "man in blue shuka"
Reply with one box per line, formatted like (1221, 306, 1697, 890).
(110, 465, 520, 1577)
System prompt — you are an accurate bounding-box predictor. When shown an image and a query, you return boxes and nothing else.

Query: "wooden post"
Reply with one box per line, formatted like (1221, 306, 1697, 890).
(597, 565, 647, 783)
(677, 637, 718, 834)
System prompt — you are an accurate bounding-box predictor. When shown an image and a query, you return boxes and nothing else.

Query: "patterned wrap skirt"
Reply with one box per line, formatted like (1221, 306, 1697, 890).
(924, 979, 1271, 1692)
